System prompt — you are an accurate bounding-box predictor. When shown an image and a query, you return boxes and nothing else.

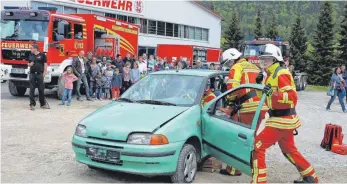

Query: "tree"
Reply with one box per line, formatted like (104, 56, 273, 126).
(254, 9, 263, 39)
(289, 16, 308, 72)
(223, 11, 244, 50)
(266, 14, 279, 40)
(309, 2, 335, 86)
(338, 3, 347, 65)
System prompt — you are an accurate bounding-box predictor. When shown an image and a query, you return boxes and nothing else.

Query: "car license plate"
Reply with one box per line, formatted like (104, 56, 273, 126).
(86, 148, 120, 162)
(11, 68, 25, 74)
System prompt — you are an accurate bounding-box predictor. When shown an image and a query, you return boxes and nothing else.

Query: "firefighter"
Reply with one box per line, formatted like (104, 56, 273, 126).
(219, 48, 268, 176)
(252, 44, 318, 183)
(201, 82, 216, 106)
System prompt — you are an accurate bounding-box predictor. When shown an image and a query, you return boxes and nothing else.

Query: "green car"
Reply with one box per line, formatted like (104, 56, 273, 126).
(72, 70, 266, 183)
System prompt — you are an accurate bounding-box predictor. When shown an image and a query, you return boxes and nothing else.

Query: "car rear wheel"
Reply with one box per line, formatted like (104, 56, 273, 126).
(171, 144, 197, 183)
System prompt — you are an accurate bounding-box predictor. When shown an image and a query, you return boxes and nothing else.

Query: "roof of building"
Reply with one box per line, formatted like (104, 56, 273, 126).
(150, 69, 227, 77)
(191, 1, 222, 19)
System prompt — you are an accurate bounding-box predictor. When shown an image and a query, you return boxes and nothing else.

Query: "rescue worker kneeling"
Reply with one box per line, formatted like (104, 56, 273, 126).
(218, 48, 268, 176)
(201, 82, 216, 106)
(253, 44, 318, 183)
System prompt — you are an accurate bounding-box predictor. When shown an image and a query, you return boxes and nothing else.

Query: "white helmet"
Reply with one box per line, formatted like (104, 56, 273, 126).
(259, 44, 283, 62)
(222, 48, 242, 62)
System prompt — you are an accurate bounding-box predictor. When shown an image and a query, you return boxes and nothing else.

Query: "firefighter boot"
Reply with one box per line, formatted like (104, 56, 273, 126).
(294, 176, 316, 183)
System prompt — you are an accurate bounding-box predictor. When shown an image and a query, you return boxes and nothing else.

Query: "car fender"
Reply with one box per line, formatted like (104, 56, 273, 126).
(154, 105, 202, 144)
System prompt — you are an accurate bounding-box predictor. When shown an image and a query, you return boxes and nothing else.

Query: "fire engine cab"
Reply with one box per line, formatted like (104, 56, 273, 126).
(0, 6, 139, 98)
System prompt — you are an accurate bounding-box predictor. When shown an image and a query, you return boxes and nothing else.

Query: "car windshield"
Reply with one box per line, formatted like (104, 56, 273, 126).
(121, 74, 204, 107)
(1, 19, 48, 41)
(244, 43, 288, 57)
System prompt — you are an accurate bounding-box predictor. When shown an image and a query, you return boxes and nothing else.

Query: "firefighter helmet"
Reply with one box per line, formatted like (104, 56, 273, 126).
(259, 44, 284, 62)
(222, 48, 242, 63)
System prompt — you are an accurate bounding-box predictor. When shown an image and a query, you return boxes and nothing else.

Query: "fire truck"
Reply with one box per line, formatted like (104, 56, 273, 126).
(0, 6, 139, 98)
(241, 38, 308, 91)
(156, 44, 222, 69)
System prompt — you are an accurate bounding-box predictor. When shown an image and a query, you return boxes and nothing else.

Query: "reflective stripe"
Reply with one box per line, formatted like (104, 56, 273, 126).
(300, 166, 313, 176)
(259, 168, 267, 174)
(280, 85, 295, 92)
(257, 176, 267, 182)
(230, 168, 236, 175)
(256, 141, 262, 149)
(266, 120, 301, 129)
(286, 153, 296, 164)
(252, 159, 258, 182)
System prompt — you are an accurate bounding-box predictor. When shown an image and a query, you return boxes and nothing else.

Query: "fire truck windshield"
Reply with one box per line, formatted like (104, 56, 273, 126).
(1, 19, 48, 41)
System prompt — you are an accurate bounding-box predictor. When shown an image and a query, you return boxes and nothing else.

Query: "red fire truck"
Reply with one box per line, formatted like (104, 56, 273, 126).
(156, 44, 221, 68)
(241, 38, 307, 91)
(0, 6, 139, 98)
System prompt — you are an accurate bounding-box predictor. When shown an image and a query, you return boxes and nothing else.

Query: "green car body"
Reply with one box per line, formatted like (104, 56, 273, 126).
(72, 70, 266, 182)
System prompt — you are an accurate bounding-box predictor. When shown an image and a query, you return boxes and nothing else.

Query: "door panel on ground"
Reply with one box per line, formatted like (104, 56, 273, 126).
(201, 86, 265, 176)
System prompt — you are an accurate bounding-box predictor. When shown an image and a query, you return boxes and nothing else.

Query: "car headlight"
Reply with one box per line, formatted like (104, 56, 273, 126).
(127, 133, 169, 145)
(75, 124, 87, 137)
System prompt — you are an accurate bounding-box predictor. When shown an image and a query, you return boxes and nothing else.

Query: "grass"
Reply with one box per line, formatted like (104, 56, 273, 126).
(306, 85, 329, 92)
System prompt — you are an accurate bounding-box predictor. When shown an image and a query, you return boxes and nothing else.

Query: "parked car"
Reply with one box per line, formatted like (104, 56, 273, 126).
(72, 70, 266, 183)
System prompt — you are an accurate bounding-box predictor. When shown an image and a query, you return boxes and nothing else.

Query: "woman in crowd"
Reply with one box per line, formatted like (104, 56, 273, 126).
(326, 67, 346, 113)
(131, 62, 141, 84)
(89, 57, 101, 98)
(123, 62, 132, 91)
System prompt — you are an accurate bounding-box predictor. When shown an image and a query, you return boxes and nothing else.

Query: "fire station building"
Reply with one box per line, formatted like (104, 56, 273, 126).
(9, 0, 222, 56)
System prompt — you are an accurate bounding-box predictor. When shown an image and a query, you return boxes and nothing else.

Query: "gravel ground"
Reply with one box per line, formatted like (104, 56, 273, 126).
(1, 82, 347, 183)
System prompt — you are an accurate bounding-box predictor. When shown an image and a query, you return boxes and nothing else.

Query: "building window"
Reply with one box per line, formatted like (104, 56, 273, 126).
(128, 16, 136, 24)
(105, 13, 117, 19)
(174, 24, 179, 37)
(64, 6, 77, 14)
(140, 18, 147, 34)
(31, 2, 47, 9)
(166, 23, 173, 37)
(46, 3, 63, 13)
(157, 21, 165, 36)
(148, 20, 156, 35)
(78, 9, 91, 14)
(202, 29, 208, 41)
(117, 15, 127, 22)
(188, 26, 194, 39)
(92, 11, 104, 16)
(195, 27, 202, 40)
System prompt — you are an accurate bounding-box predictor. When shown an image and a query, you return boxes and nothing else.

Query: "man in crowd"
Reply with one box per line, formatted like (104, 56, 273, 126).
(148, 55, 156, 72)
(123, 52, 134, 69)
(28, 44, 50, 110)
(209, 63, 216, 70)
(156, 58, 165, 71)
(342, 65, 347, 102)
(113, 54, 124, 73)
(72, 50, 92, 101)
(194, 60, 206, 69)
(253, 44, 318, 183)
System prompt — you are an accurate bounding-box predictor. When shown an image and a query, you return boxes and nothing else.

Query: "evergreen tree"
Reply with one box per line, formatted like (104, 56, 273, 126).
(309, 2, 335, 86)
(338, 3, 347, 65)
(254, 9, 263, 39)
(266, 14, 279, 40)
(223, 11, 244, 50)
(289, 16, 308, 72)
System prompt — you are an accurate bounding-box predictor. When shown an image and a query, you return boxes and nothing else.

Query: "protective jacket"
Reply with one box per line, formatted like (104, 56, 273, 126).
(201, 89, 216, 106)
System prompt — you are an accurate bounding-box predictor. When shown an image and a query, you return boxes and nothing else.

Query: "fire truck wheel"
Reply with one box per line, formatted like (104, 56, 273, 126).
(57, 75, 65, 100)
(8, 80, 27, 96)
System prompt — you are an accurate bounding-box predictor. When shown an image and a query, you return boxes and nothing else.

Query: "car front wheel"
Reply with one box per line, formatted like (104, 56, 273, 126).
(171, 144, 197, 183)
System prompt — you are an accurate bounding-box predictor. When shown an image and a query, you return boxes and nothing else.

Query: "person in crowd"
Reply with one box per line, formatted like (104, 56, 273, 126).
(113, 54, 124, 73)
(201, 82, 216, 106)
(72, 50, 92, 101)
(85, 52, 93, 96)
(156, 58, 165, 71)
(195, 60, 208, 69)
(209, 63, 216, 70)
(142, 53, 147, 62)
(95, 72, 104, 100)
(60, 66, 78, 106)
(131, 62, 141, 84)
(28, 44, 49, 110)
(112, 68, 123, 100)
(326, 67, 346, 113)
(164, 62, 170, 70)
(123, 52, 135, 69)
(341, 65, 347, 103)
(89, 57, 101, 98)
(103, 63, 114, 100)
(138, 56, 147, 75)
(148, 55, 156, 71)
(98, 56, 108, 73)
(74, 32, 83, 40)
(170, 59, 176, 69)
(181, 57, 188, 69)
(163, 57, 168, 64)
(123, 62, 131, 91)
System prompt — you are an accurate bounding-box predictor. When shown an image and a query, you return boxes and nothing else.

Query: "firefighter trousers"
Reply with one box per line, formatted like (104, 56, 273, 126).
(252, 127, 318, 183)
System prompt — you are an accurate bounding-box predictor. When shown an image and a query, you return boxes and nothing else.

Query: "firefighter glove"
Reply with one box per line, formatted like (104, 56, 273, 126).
(256, 72, 264, 84)
(263, 85, 273, 96)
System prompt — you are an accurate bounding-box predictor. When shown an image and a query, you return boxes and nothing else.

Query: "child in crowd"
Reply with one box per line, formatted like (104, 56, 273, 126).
(123, 62, 131, 90)
(95, 72, 104, 100)
(112, 68, 122, 100)
(60, 67, 78, 106)
(103, 63, 113, 100)
(131, 62, 141, 84)
(89, 57, 101, 98)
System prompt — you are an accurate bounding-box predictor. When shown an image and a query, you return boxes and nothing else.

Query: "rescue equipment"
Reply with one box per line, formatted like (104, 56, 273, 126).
(320, 123, 347, 155)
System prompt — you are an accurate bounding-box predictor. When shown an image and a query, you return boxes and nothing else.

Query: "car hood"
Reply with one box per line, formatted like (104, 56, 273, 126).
(80, 102, 189, 141)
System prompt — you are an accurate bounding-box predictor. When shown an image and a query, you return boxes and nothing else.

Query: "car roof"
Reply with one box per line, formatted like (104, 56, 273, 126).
(150, 69, 229, 77)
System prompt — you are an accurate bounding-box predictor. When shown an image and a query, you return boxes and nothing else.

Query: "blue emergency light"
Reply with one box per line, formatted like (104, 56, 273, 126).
(276, 36, 281, 41)
(38, 7, 58, 11)
(4, 6, 20, 10)
(248, 36, 253, 40)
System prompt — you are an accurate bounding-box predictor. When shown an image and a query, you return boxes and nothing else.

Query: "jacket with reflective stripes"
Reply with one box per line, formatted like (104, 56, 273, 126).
(201, 89, 216, 106)
(227, 58, 268, 113)
(265, 62, 301, 129)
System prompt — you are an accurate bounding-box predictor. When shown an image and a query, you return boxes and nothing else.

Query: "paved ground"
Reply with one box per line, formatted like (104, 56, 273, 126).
(1, 82, 346, 183)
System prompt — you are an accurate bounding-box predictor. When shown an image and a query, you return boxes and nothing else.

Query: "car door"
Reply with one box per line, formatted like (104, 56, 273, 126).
(201, 84, 266, 176)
